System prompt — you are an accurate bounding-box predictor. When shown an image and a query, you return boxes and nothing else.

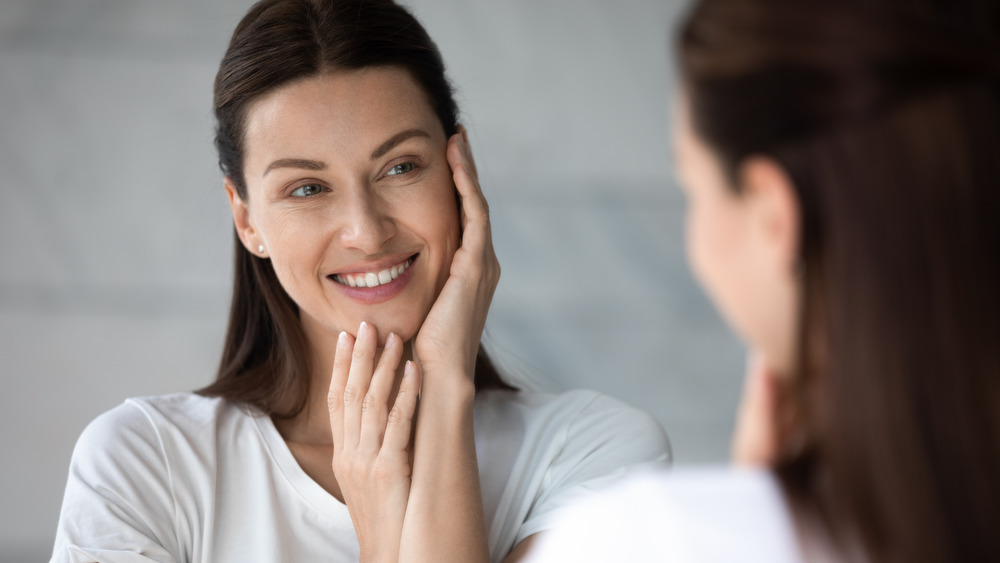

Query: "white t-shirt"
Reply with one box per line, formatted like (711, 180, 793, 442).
(51, 389, 670, 563)
(527, 467, 803, 562)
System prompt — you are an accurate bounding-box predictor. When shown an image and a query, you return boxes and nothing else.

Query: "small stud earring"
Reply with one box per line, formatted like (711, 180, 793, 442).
(257, 244, 265, 255)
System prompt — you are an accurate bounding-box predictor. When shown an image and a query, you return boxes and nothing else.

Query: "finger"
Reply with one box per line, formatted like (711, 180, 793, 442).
(359, 332, 403, 453)
(327, 330, 354, 455)
(456, 124, 478, 177)
(382, 360, 420, 454)
(447, 132, 488, 221)
(732, 353, 779, 467)
(343, 321, 377, 448)
(448, 152, 493, 263)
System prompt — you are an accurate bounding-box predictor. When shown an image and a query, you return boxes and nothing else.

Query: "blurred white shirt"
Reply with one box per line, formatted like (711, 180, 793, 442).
(527, 467, 802, 562)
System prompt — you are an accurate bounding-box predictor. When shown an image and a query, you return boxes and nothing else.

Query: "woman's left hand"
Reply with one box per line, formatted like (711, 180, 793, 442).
(413, 126, 500, 380)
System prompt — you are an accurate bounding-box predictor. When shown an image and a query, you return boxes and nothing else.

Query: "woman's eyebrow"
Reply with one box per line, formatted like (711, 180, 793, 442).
(261, 129, 430, 177)
(370, 128, 430, 160)
(263, 158, 327, 177)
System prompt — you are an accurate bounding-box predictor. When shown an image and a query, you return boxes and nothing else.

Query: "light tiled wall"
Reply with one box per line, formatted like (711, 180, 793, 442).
(0, 0, 743, 558)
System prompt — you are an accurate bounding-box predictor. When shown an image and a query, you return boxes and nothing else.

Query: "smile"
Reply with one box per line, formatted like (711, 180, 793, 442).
(331, 255, 415, 288)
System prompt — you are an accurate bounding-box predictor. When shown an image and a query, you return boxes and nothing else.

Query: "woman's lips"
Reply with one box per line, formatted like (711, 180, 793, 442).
(331, 255, 415, 288)
(328, 254, 418, 304)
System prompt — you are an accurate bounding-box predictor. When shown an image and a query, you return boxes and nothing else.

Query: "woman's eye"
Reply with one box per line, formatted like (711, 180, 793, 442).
(386, 162, 416, 176)
(290, 184, 324, 197)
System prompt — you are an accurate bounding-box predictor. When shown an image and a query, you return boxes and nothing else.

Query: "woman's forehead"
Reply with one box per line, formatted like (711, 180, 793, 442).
(242, 68, 444, 173)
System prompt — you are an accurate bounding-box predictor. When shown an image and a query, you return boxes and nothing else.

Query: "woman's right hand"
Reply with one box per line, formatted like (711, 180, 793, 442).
(413, 126, 500, 383)
(327, 322, 421, 563)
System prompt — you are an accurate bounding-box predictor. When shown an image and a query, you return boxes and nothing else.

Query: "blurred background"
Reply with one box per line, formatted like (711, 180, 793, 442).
(0, 0, 744, 559)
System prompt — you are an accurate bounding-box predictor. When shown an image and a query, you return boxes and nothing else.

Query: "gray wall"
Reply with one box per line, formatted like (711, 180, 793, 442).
(0, 0, 743, 559)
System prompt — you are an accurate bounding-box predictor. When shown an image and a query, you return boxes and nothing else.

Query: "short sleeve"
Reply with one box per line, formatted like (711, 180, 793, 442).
(515, 392, 671, 544)
(50, 401, 182, 563)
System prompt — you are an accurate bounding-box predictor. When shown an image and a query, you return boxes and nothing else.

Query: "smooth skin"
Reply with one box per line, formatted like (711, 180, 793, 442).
(672, 95, 803, 465)
(328, 326, 417, 562)
(226, 68, 535, 562)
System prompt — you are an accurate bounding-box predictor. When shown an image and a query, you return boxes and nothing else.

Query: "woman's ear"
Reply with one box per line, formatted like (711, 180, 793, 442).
(224, 177, 263, 255)
(738, 157, 801, 275)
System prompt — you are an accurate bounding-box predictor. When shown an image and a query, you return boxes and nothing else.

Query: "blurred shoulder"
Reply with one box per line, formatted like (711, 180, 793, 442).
(528, 467, 801, 562)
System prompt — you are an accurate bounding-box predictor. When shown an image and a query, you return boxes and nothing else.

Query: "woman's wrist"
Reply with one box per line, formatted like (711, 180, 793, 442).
(359, 545, 398, 563)
(418, 367, 476, 406)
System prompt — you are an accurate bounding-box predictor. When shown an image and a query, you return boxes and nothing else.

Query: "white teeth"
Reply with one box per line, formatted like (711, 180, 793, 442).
(335, 257, 412, 289)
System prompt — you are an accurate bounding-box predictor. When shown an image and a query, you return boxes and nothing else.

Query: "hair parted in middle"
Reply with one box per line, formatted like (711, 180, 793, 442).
(200, 0, 514, 420)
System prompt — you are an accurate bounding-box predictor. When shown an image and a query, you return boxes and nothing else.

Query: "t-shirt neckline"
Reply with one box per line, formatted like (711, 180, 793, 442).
(250, 410, 354, 527)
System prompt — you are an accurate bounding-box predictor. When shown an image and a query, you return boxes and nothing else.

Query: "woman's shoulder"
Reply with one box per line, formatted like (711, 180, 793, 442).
(81, 392, 235, 439)
(607, 467, 792, 525)
(477, 388, 670, 456)
(473, 389, 671, 550)
(477, 387, 660, 427)
(529, 467, 801, 562)
(73, 392, 252, 471)
(55, 394, 267, 561)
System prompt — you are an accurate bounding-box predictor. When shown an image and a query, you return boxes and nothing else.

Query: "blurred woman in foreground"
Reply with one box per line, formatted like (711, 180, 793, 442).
(531, 0, 999, 560)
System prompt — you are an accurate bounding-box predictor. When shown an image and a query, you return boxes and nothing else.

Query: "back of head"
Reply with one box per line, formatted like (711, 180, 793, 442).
(680, 0, 1000, 561)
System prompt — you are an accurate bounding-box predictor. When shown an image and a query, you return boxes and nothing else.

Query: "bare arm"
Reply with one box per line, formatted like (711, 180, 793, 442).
(398, 128, 496, 563)
(399, 368, 488, 562)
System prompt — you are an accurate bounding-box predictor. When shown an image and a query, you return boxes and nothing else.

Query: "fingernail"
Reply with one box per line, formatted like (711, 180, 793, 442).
(337, 331, 349, 349)
(386, 332, 396, 347)
(406, 361, 421, 398)
(359, 321, 368, 335)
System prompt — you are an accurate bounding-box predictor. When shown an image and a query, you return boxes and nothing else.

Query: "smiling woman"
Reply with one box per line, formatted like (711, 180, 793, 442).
(228, 68, 462, 364)
(48, 1, 670, 562)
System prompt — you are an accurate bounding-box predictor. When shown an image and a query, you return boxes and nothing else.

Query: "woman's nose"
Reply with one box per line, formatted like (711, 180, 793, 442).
(337, 190, 395, 254)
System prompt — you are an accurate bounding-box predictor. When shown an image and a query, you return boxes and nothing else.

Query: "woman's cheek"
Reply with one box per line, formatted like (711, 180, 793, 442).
(686, 203, 714, 290)
(688, 202, 739, 324)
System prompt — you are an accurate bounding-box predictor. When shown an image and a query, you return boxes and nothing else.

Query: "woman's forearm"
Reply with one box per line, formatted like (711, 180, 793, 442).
(398, 373, 489, 563)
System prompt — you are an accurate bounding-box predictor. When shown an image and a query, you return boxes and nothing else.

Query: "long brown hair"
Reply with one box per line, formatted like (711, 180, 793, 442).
(200, 0, 514, 420)
(680, 0, 999, 561)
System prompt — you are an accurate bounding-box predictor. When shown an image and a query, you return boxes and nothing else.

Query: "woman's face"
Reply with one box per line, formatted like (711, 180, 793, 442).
(672, 97, 800, 374)
(229, 68, 460, 347)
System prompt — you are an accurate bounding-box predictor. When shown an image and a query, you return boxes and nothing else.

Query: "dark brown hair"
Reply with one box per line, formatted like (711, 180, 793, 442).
(681, 0, 999, 561)
(200, 0, 514, 420)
